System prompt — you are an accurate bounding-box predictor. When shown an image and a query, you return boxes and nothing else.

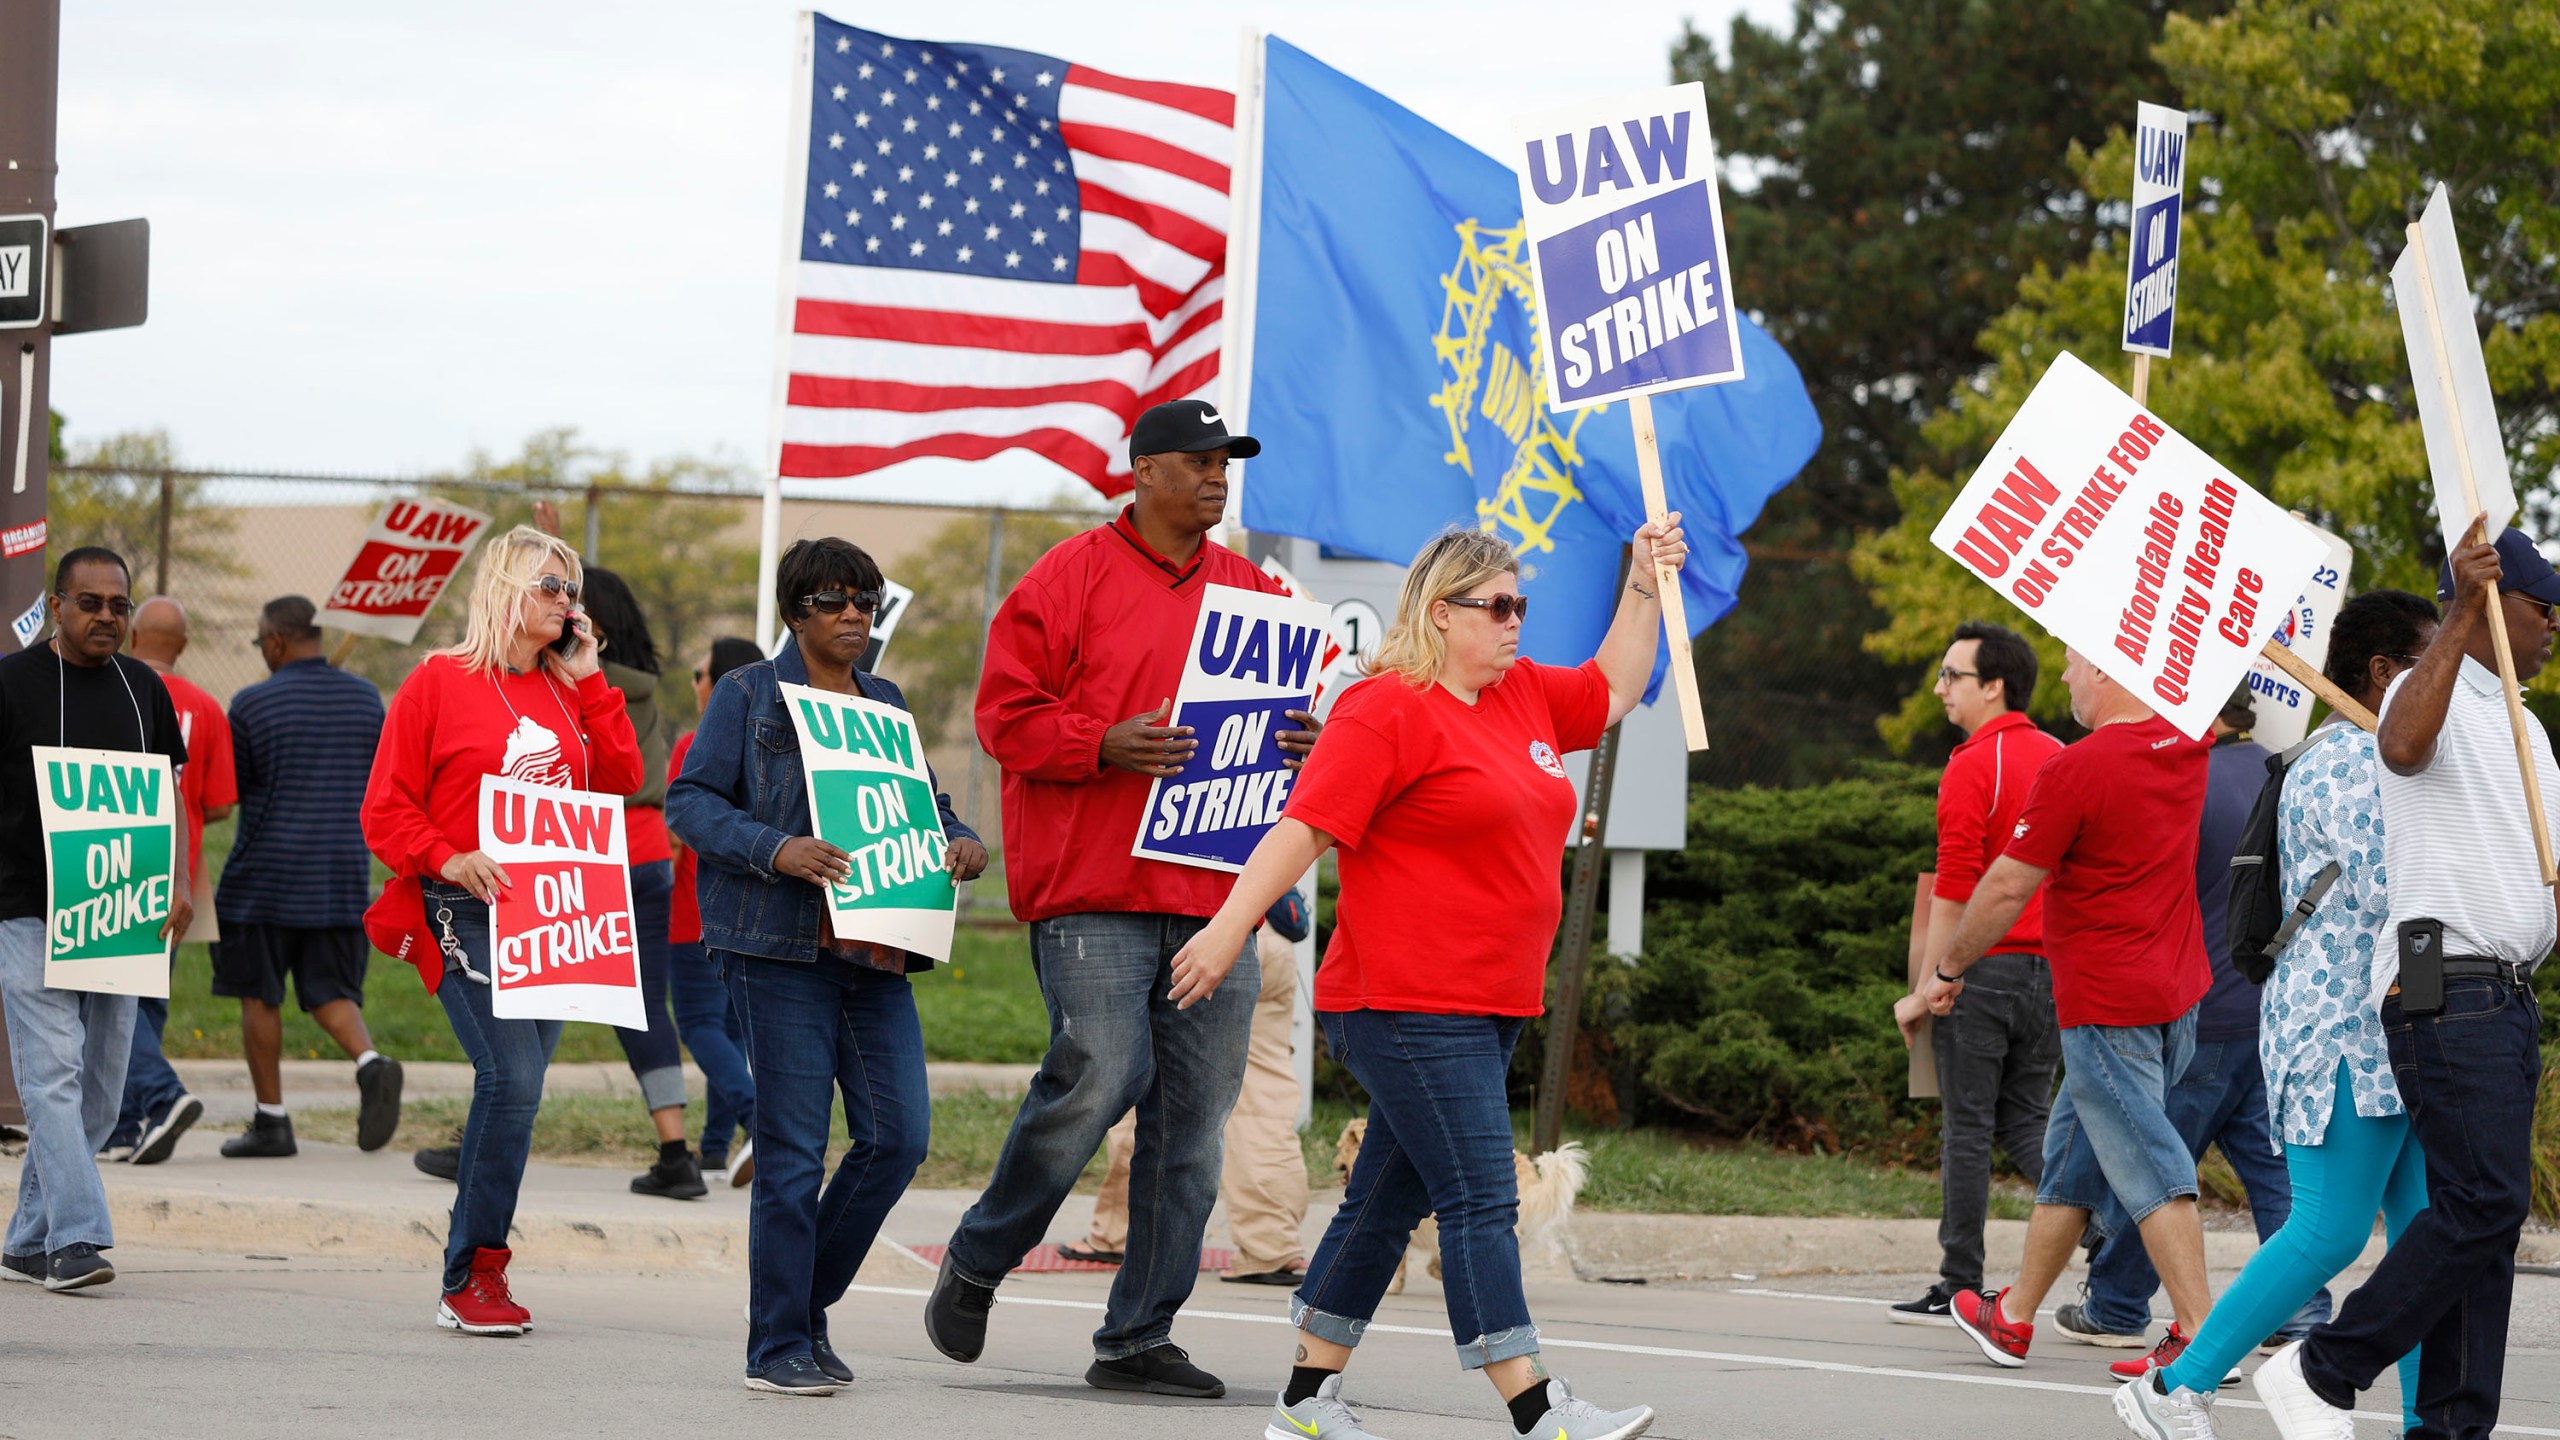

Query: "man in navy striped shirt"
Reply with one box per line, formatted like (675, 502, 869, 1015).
(208, 596, 402, 1157)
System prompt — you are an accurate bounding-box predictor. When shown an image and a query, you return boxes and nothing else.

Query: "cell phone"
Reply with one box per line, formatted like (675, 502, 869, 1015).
(550, 608, 583, 656)
(2395, 918, 2445, 1017)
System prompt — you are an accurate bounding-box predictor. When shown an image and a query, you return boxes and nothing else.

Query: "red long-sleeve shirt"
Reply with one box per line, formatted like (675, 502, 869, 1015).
(1933, 709, 2063, 956)
(974, 508, 1284, 923)
(362, 654, 645, 880)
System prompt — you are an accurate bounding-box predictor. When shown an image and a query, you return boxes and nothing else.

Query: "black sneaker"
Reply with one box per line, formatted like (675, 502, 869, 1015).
(923, 1249, 997, 1363)
(2053, 1300, 2149, 1348)
(355, 1056, 405, 1152)
(131, 1093, 204, 1166)
(44, 1243, 114, 1292)
(1, 1250, 43, 1284)
(415, 1128, 462, 1181)
(1085, 1343, 1224, 1399)
(743, 1354, 841, 1397)
(811, 1334, 854, 1384)
(220, 1112, 298, 1158)
(631, 1147, 708, 1200)
(1888, 1280, 1960, 1326)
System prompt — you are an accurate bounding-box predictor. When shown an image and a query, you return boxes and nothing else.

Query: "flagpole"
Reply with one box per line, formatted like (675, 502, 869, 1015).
(1213, 27, 1265, 546)
(758, 11, 818, 651)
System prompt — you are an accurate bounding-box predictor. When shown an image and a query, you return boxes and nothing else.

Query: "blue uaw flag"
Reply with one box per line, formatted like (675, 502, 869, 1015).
(1240, 38, 1820, 689)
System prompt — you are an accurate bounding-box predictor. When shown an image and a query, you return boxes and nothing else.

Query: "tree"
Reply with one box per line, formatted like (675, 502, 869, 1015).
(1854, 0, 2560, 744)
(885, 507, 1089, 753)
(48, 426, 240, 593)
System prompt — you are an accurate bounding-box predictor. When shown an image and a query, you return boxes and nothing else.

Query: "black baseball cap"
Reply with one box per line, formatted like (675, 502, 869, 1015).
(2436, 526, 2560, 606)
(1129, 398, 1260, 465)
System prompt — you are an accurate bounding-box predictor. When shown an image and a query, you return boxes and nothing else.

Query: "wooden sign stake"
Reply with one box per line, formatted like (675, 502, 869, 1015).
(1627, 393, 1710, 751)
(2406, 220, 2556, 886)
(2130, 353, 2153, 408)
(328, 632, 359, 668)
(2258, 639, 2376, 734)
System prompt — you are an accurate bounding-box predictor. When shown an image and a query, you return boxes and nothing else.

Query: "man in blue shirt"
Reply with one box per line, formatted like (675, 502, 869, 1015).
(207, 596, 402, 1157)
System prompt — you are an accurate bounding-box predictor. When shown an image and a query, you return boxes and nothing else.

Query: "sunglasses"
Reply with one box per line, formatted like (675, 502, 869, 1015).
(1446, 593, 1529, 624)
(1937, 666, 1985, 684)
(531, 575, 582, 601)
(692, 666, 708, 682)
(797, 589, 883, 617)
(58, 593, 132, 617)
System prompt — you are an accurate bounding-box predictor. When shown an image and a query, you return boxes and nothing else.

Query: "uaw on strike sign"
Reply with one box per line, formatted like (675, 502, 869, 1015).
(783, 682, 958, 961)
(37, 746, 177, 996)
(1133, 585, 1331, 873)
(1931, 354, 2325, 739)
(318, 497, 493, 643)
(479, 776, 645, 1028)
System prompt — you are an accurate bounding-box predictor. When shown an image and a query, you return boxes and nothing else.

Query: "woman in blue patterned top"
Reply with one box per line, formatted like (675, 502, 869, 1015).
(2124, 591, 2439, 1437)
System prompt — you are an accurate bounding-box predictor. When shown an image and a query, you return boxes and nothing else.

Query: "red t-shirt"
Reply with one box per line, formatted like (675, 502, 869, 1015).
(2001, 715, 2211, 1028)
(667, 730, 701, 945)
(1286, 658, 1609, 1017)
(154, 667, 237, 888)
(1934, 710, 2063, 956)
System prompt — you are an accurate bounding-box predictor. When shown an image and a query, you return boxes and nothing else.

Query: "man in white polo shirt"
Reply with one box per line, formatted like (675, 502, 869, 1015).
(2255, 523, 2560, 1440)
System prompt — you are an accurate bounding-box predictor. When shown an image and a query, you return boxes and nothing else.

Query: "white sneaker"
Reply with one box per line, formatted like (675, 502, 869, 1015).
(1266, 1373, 1393, 1440)
(728, 1137, 754, 1188)
(1513, 1379, 1654, 1440)
(2251, 1341, 2355, 1440)
(2114, 1373, 2221, 1440)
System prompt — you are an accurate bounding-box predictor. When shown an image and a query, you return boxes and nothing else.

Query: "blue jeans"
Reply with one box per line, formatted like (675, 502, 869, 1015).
(610, 860, 685, 1112)
(425, 881, 562, 1293)
(947, 912, 1256, 1360)
(2081, 1036, 2330, 1336)
(0, 917, 136, 1256)
(2038, 1010, 2198, 1226)
(670, 939, 754, 1164)
(109, 995, 187, 1148)
(2301, 977, 2543, 1440)
(725, 953, 928, 1372)
(1294, 1010, 1539, 1370)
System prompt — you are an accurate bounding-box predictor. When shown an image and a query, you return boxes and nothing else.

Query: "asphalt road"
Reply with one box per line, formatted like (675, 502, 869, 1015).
(6, 1249, 2558, 1439)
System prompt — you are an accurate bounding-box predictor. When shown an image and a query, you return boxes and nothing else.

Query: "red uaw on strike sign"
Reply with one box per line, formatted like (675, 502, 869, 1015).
(1929, 353, 2326, 739)
(477, 774, 645, 1029)
(317, 497, 492, 643)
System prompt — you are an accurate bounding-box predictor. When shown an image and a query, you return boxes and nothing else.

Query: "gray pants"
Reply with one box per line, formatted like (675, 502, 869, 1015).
(1933, 951, 2060, 1290)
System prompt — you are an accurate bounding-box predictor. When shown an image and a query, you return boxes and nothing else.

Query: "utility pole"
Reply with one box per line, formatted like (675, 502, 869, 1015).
(0, 0, 60, 650)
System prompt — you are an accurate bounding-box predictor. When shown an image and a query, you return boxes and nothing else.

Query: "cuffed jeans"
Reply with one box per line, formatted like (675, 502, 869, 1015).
(611, 860, 686, 1113)
(1293, 1010, 1538, 1371)
(109, 995, 187, 1148)
(726, 952, 928, 1374)
(2082, 1035, 2330, 1337)
(1932, 952, 2058, 1290)
(425, 881, 562, 1293)
(670, 939, 753, 1164)
(946, 911, 1255, 1360)
(2037, 1010, 2199, 1226)
(2300, 977, 2542, 1440)
(0, 917, 135, 1256)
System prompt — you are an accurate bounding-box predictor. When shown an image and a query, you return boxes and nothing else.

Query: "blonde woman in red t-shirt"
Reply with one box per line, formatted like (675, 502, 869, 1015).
(1168, 517, 1686, 1440)
(359, 525, 644, 1338)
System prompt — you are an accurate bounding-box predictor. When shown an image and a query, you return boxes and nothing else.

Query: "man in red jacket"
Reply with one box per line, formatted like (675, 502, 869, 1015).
(925, 400, 1314, 1400)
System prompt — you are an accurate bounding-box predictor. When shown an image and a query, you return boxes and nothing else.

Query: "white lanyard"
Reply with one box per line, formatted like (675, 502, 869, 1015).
(52, 638, 147, 750)
(487, 665, 590, 776)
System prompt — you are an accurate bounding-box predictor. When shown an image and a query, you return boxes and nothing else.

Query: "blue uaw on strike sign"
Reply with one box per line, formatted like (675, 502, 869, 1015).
(1131, 585, 1332, 873)
(1511, 82, 1742, 411)
(2122, 102, 2188, 358)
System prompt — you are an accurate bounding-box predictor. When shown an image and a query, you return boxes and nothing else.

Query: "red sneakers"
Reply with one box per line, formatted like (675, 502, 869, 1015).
(2111, 1325, 2244, 1387)
(436, 1246, 530, 1336)
(1951, 1286, 2033, 1368)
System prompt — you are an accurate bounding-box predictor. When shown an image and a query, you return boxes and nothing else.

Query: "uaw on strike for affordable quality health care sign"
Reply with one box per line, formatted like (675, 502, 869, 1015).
(1511, 83, 1743, 409)
(478, 775, 645, 1028)
(37, 746, 177, 996)
(1930, 353, 2326, 740)
(317, 496, 493, 643)
(1133, 585, 1332, 874)
(782, 682, 958, 961)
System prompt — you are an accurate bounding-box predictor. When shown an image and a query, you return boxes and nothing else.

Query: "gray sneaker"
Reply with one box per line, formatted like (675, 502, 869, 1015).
(1266, 1374, 1392, 1440)
(2113, 1372, 2222, 1440)
(1512, 1379, 1654, 1440)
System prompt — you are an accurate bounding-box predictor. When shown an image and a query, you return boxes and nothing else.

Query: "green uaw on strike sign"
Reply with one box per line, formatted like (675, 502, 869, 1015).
(780, 682, 956, 961)
(35, 745, 178, 997)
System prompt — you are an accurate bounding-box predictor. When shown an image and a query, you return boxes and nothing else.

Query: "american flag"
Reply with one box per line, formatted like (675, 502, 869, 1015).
(776, 16, 1233, 494)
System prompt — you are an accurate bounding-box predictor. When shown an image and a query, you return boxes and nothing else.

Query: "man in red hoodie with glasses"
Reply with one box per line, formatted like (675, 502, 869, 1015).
(924, 400, 1314, 1401)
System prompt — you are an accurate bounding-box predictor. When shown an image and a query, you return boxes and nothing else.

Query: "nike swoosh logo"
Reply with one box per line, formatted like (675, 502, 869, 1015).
(1199, 406, 1224, 425)
(1279, 1413, 1320, 1437)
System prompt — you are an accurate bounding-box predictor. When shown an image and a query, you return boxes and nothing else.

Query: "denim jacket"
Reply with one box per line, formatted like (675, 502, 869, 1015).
(666, 644, 978, 964)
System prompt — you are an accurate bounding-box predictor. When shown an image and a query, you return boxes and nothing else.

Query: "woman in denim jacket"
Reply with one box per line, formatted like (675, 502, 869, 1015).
(667, 537, 985, 1397)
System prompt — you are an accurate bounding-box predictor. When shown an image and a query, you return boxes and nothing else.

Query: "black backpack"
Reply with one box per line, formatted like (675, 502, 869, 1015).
(2226, 728, 2347, 984)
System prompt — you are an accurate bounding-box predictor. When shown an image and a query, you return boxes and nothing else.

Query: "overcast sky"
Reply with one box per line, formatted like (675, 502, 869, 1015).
(49, 1, 1785, 506)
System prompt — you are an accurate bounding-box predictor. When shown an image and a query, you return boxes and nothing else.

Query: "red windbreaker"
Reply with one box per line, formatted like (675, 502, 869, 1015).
(1933, 708, 2063, 956)
(974, 508, 1284, 923)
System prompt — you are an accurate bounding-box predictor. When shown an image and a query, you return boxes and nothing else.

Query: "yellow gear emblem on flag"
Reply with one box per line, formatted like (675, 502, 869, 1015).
(1430, 218, 1607, 571)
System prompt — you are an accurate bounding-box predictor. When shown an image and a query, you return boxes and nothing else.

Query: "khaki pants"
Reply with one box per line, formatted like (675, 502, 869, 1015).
(1084, 928, 1307, 1274)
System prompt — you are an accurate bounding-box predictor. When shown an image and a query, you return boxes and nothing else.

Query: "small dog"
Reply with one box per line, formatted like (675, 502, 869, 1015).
(1331, 1118, 1589, 1292)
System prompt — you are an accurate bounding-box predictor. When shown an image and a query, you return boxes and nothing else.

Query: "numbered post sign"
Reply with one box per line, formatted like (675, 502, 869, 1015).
(478, 776, 645, 1028)
(318, 497, 494, 643)
(781, 682, 957, 960)
(36, 746, 177, 996)
(2122, 103, 2188, 359)
(1132, 584, 1333, 874)
(2244, 522, 2354, 750)
(1929, 353, 2327, 739)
